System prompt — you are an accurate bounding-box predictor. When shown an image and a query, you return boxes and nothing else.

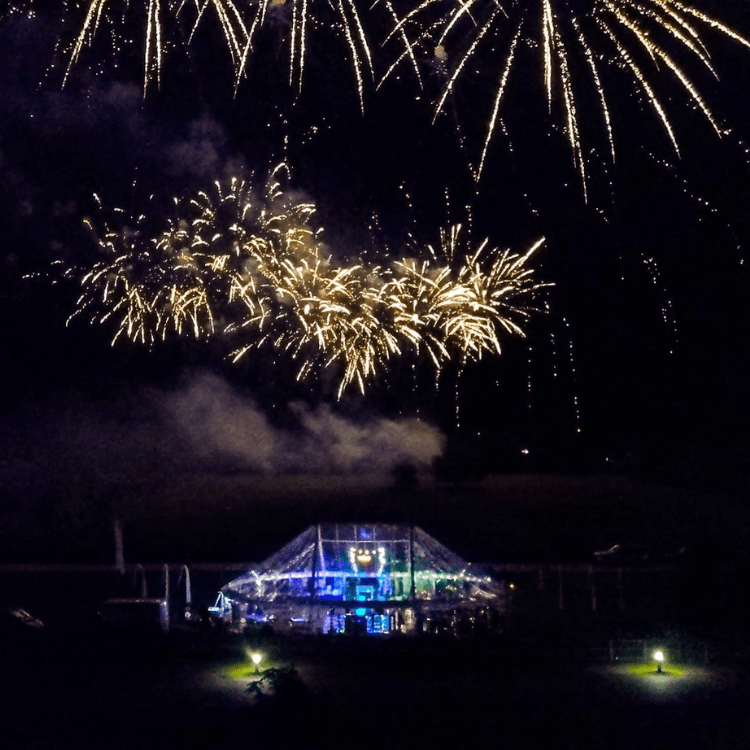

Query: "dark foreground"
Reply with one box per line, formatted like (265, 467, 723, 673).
(2, 626, 749, 750)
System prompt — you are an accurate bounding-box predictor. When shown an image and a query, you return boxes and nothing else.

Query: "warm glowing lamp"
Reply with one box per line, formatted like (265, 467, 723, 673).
(251, 652, 262, 673)
(356, 550, 373, 564)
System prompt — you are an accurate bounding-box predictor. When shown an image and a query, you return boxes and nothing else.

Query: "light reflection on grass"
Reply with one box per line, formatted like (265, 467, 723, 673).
(226, 655, 282, 679)
(226, 664, 258, 678)
(628, 663, 686, 676)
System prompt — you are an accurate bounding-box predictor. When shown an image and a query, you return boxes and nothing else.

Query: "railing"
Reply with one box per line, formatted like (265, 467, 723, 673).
(0, 562, 256, 572)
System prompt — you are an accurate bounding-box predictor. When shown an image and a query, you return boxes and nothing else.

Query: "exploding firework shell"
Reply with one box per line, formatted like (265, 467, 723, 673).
(68, 167, 547, 397)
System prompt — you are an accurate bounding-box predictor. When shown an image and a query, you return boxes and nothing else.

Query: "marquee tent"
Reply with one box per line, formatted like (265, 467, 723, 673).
(214, 523, 505, 636)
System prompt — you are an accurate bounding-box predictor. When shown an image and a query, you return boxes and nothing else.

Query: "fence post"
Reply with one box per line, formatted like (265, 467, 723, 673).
(588, 565, 597, 612)
(133, 564, 147, 598)
(114, 518, 125, 575)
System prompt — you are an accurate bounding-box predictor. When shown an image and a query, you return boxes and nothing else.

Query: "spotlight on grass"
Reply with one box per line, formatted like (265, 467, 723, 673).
(251, 652, 262, 674)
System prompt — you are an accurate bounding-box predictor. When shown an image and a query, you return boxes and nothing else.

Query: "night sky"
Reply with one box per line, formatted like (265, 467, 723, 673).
(1, 1, 749, 562)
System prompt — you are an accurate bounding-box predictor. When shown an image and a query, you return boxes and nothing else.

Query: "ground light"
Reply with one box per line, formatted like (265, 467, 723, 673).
(627, 663, 685, 677)
(251, 652, 262, 674)
(654, 650, 664, 673)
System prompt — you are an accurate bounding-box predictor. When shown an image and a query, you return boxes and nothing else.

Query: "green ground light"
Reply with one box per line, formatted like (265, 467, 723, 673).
(226, 663, 260, 679)
(628, 663, 686, 677)
(226, 652, 283, 679)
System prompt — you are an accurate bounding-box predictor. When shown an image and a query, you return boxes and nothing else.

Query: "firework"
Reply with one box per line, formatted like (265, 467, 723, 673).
(235, 0, 380, 110)
(70, 165, 310, 339)
(383, 0, 750, 194)
(66, 168, 546, 397)
(55, 0, 251, 90)
(44, 0, 750, 184)
(50, 0, 395, 106)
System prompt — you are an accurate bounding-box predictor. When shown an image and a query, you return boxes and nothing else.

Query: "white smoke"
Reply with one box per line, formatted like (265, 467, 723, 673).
(163, 372, 281, 473)
(163, 371, 445, 475)
(164, 114, 238, 181)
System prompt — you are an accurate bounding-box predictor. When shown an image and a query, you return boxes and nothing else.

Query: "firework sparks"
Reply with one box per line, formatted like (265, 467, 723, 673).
(56, 0, 251, 90)
(32, 0, 750, 183)
(48, 0, 389, 107)
(384, 0, 750, 193)
(65, 168, 546, 397)
(235, 0, 379, 110)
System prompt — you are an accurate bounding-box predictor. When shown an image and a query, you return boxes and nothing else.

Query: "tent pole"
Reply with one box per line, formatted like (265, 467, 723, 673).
(409, 525, 417, 633)
(310, 524, 319, 604)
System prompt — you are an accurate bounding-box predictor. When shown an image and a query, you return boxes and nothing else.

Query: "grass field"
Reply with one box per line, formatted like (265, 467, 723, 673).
(2, 626, 749, 750)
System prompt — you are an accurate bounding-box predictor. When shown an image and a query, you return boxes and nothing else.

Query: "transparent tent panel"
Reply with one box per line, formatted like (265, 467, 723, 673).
(223, 524, 503, 606)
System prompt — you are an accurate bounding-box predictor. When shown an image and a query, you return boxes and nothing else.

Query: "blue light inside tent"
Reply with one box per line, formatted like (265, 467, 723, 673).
(372, 615, 388, 633)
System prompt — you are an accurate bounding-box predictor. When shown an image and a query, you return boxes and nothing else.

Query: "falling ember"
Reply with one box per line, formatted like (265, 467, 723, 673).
(63, 167, 548, 398)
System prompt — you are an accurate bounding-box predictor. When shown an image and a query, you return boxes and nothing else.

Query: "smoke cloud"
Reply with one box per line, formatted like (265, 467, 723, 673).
(163, 371, 445, 475)
(1, 369, 444, 495)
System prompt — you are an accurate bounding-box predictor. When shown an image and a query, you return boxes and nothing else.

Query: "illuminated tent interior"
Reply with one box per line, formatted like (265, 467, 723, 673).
(216, 524, 505, 636)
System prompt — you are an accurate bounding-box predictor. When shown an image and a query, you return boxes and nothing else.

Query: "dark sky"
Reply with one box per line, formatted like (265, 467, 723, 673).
(1, 0, 749, 548)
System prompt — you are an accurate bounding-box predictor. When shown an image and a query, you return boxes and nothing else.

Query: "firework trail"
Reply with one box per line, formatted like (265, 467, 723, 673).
(235, 0, 382, 111)
(21, 0, 750, 185)
(383, 1, 750, 195)
(66, 166, 546, 397)
(52, 0, 250, 90)
(41, 0, 399, 106)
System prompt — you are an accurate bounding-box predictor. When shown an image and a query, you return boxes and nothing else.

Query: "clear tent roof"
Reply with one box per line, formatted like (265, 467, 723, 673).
(222, 523, 502, 606)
